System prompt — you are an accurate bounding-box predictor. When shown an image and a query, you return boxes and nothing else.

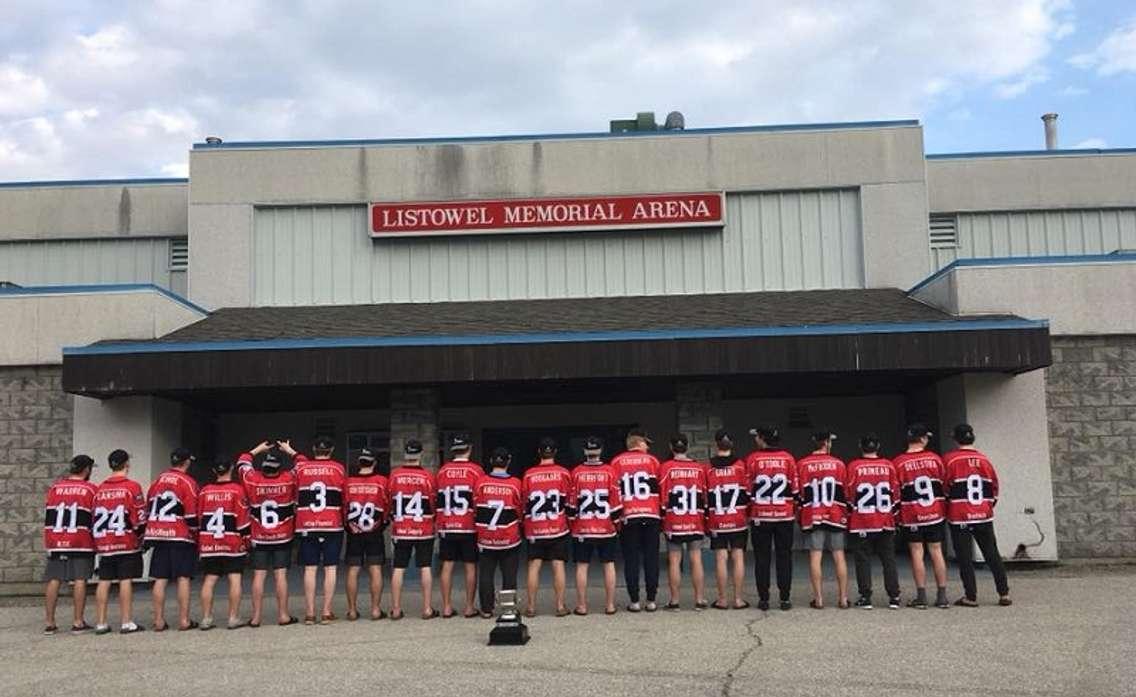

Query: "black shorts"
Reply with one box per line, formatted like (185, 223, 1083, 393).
(528, 534, 571, 561)
(200, 556, 247, 576)
(573, 537, 618, 563)
(149, 541, 197, 580)
(710, 530, 748, 550)
(250, 542, 293, 570)
(345, 531, 386, 567)
(297, 531, 344, 567)
(902, 521, 946, 544)
(438, 534, 478, 563)
(97, 553, 143, 581)
(44, 552, 95, 582)
(392, 539, 434, 569)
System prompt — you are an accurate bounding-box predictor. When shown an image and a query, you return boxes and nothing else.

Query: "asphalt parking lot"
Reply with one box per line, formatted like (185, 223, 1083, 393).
(2, 562, 1133, 697)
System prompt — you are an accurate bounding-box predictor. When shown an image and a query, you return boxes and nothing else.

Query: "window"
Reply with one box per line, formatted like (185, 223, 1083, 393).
(929, 214, 958, 249)
(168, 238, 189, 271)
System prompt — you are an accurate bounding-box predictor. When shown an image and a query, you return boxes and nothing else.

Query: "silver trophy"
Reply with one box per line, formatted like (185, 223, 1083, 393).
(488, 589, 529, 645)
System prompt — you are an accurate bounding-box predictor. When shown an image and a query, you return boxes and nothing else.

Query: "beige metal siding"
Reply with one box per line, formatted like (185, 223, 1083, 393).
(932, 208, 1136, 269)
(251, 189, 863, 306)
(0, 238, 180, 289)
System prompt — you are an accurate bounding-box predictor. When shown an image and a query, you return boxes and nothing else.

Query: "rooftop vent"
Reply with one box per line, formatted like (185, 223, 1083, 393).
(1041, 113, 1058, 150)
(663, 111, 685, 130)
(204, 135, 223, 145)
(929, 214, 959, 249)
(610, 110, 685, 133)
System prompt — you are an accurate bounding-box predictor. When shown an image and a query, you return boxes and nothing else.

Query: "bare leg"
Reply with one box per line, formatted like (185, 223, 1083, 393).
(72, 580, 88, 627)
(227, 572, 243, 623)
(602, 562, 617, 613)
(714, 549, 728, 605)
(368, 564, 383, 618)
(96, 581, 112, 627)
(730, 549, 746, 606)
(274, 569, 291, 622)
(391, 568, 405, 616)
(420, 567, 434, 615)
(575, 562, 589, 612)
(833, 549, 849, 606)
(808, 550, 824, 606)
(303, 565, 317, 619)
(346, 566, 361, 617)
(320, 566, 337, 618)
(120, 580, 134, 626)
(200, 575, 218, 622)
(691, 548, 707, 604)
(463, 561, 477, 614)
(151, 578, 167, 629)
(251, 569, 267, 625)
(551, 560, 567, 612)
(928, 543, 948, 587)
(667, 550, 681, 604)
(176, 577, 192, 629)
(439, 560, 455, 615)
(908, 542, 927, 589)
(526, 559, 541, 614)
(45, 579, 61, 627)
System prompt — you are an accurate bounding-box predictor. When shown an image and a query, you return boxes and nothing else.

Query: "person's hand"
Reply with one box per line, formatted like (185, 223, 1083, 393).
(251, 441, 273, 456)
(277, 440, 297, 456)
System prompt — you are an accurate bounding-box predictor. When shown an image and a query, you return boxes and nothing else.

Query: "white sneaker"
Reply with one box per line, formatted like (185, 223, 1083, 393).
(627, 602, 642, 612)
(199, 617, 215, 631)
(644, 601, 658, 612)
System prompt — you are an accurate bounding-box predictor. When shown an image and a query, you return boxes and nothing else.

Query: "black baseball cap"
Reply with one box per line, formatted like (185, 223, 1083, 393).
(669, 434, 689, 452)
(449, 432, 472, 450)
(713, 429, 732, 447)
(69, 454, 95, 474)
(811, 430, 836, 444)
(583, 435, 603, 451)
(953, 423, 976, 442)
(537, 437, 558, 456)
(262, 451, 282, 469)
(749, 425, 781, 444)
(404, 439, 423, 456)
(170, 447, 194, 466)
(906, 423, 932, 441)
(358, 448, 376, 464)
(490, 447, 512, 467)
(859, 433, 881, 453)
(108, 449, 130, 468)
(313, 435, 335, 450)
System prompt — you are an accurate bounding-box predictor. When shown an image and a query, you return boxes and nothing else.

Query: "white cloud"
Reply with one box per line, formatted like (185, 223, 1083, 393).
(1059, 85, 1088, 96)
(0, 0, 1079, 179)
(1070, 20, 1136, 74)
(159, 162, 188, 177)
(1071, 137, 1107, 149)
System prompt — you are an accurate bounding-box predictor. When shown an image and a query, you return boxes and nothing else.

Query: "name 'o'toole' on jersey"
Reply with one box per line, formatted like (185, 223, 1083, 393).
(745, 449, 798, 523)
(92, 477, 147, 555)
(522, 463, 573, 541)
(237, 453, 298, 545)
(796, 454, 848, 530)
(388, 466, 436, 541)
(893, 450, 947, 527)
(293, 456, 347, 533)
(43, 479, 98, 553)
(659, 459, 708, 540)
(435, 461, 481, 536)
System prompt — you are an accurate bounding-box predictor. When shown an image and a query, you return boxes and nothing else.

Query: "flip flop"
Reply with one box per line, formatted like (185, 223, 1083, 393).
(248, 620, 261, 628)
(463, 609, 480, 618)
(227, 620, 247, 630)
(389, 610, 404, 621)
(70, 622, 93, 634)
(695, 600, 709, 610)
(734, 601, 751, 610)
(152, 623, 167, 633)
(421, 609, 438, 620)
(279, 616, 299, 626)
(43, 625, 57, 636)
(665, 601, 681, 611)
(320, 613, 337, 625)
(954, 597, 979, 608)
(809, 600, 824, 610)
(555, 607, 571, 617)
(303, 615, 317, 625)
(178, 620, 199, 631)
(712, 601, 730, 610)
(523, 609, 536, 618)
(999, 597, 1013, 607)
(837, 600, 851, 610)
(604, 607, 617, 615)
(371, 610, 387, 620)
(573, 608, 588, 616)
(346, 610, 360, 621)
(441, 610, 456, 619)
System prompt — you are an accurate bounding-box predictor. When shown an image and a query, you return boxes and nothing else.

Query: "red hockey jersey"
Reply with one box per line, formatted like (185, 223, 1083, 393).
(197, 481, 251, 557)
(568, 462, 622, 539)
(144, 469, 199, 544)
(611, 450, 662, 522)
(845, 457, 899, 533)
(659, 458, 707, 540)
(706, 457, 751, 534)
(522, 463, 573, 541)
(943, 448, 999, 524)
(893, 450, 947, 528)
(92, 476, 147, 555)
(43, 477, 98, 553)
(434, 460, 481, 537)
(237, 454, 297, 545)
(745, 449, 798, 523)
(388, 465, 436, 541)
(293, 456, 346, 534)
(796, 454, 848, 531)
(345, 472, 389, 534)
(474, 473, 523, 550)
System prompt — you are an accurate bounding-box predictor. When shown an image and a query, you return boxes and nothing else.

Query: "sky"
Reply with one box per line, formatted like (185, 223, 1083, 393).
(1, 0, 1134, 181)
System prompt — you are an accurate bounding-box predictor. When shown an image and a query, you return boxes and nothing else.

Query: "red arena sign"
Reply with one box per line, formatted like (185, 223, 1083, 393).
(370, 192, 724, 237)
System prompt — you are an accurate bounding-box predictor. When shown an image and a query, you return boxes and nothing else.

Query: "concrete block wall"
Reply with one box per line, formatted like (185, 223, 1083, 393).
(0, 366, 73, 585)
(676, 382, 724, 462)
(390, 388, 440, 471)
(1046, 336, 1136, 558)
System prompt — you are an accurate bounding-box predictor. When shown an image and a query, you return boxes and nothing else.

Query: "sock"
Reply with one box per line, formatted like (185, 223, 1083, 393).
(936, 587, 948, 604)
(915, 587, 927, 603)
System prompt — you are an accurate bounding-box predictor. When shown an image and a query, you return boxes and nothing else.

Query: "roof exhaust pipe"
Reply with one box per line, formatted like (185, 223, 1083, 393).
(1041, 113, 1058, 150)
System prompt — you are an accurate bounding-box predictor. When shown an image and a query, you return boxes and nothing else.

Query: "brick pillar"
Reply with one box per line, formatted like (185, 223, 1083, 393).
(390, 387, 440, 471)
(676, 381, 724, 462)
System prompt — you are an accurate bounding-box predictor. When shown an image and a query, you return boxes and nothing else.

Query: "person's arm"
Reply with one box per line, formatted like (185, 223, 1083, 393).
(133, 483, 147, 539)
(277, 440, 301, 462)
(237, 493, 252, 545)
(184, 479, 199, 533)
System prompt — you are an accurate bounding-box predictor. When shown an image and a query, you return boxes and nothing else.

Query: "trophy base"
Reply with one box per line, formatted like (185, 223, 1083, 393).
(488, 621, 530, 645)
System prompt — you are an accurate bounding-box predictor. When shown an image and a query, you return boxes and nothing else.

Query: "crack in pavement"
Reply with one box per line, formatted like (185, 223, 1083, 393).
(720, 612, 765, 697)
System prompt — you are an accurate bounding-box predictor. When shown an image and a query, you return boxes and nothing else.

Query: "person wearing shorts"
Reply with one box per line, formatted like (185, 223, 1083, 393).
(660, 435, 709, 610)
(196, 459, 251, 630)
(521, 437, 573, 617)
(388, 440, 438, 620)
(796, 431, 850, 610)
(43, 454, 98, 635)
(568, 436, 622, 616)
(92, 449, 147, 635)
(344, 449, 390, 621)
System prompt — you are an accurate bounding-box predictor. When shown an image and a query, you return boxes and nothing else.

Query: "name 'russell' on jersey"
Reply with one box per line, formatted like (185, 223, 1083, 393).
(293, 455, 347, 534)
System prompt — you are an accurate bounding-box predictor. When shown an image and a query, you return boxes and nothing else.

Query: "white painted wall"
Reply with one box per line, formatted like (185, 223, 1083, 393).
(73, 396, 183, 493)
(0, 182, 188, 241)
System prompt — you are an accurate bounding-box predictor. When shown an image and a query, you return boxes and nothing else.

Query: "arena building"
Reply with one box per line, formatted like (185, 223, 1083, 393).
(1, 113, 1134, 587)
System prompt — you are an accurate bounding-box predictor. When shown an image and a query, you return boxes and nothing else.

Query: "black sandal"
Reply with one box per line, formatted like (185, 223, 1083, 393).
(809, 600, 824, 610)
(178, 620, 199, 631)
(712, 601, 730, 610)
(279, 616, 299, 626)
(389, 610, 404, 621)
(573, 607, 588, 616)
(954, 597, 979, 607)
(665, 601, 681, 611)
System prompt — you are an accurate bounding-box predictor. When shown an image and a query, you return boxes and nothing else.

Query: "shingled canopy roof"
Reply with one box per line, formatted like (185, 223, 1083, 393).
(62, 288, 1050, 400)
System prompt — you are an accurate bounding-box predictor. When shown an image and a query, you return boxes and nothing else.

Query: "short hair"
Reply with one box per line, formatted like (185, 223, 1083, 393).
(211, 459, 234, 477)
(108, 449, 130, 471)
(953, 423, 976, 445)
(859, 433, 881, 454)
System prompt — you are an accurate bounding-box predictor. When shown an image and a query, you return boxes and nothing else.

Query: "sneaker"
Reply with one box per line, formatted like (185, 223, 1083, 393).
(779, 600, 792, 611)
(95, 624, 112, 635)
(935, 589, 951, 609)
(199, 617, 215, 631)
(644, 601, 657, 612)
(120, 623, 144, 634)
(70, 622, 92, 635)
(757, 599, 770, 611)
(43, 625, 57, 636)
(627, 602, 642, 613)
(854, 597, 873, 610)
(888, 597, 901, 610)
(907, 598, 928, 609)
